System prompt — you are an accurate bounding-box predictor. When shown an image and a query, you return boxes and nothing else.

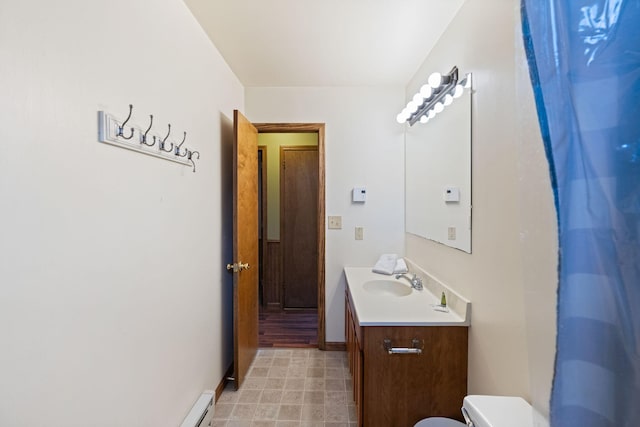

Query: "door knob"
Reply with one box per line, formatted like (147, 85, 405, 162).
(226, 262, 250, 272)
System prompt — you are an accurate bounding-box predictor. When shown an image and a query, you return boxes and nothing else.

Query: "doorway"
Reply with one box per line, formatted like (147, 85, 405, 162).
(254, 124, 326, 349)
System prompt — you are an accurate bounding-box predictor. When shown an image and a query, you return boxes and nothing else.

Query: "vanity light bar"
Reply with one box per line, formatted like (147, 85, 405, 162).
(396, 67, 472, 126)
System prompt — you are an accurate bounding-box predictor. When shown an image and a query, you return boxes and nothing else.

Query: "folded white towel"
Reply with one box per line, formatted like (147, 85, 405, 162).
(372, 253, 398, 275)
(393, 258, 408, 274)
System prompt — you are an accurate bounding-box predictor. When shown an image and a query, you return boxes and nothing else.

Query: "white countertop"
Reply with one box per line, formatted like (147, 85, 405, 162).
(344, 267, 470, 326)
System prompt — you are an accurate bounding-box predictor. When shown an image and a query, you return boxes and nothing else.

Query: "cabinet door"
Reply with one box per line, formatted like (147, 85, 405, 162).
(355, 341, 364, 426)
(345, 292, 364, 426)
(363, 326, 468, 426)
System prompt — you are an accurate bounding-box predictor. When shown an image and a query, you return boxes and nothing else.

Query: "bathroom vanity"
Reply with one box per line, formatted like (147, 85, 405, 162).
(344, 267, 470, 427)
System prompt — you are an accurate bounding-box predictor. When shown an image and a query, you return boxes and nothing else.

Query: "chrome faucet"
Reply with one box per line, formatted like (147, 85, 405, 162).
(395, 273, 423, 291)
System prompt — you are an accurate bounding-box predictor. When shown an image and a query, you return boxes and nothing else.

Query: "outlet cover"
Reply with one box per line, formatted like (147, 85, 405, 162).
(448, 227, 456, 240)
(355, 227, 364, 240)
(328, 216, 342, 229)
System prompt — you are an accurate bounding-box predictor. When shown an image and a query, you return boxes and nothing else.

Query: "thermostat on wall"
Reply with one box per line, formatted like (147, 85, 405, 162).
(444, 186, 460, 202)
(352, 187, 367, 203)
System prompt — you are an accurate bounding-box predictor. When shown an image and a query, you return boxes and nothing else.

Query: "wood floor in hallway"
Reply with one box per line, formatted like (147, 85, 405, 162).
(259, 310, 318, 348)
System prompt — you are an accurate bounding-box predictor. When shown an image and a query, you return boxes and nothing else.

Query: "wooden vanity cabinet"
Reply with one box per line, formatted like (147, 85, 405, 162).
(345, 291, 364, 420)
(345, 291, 468, 427)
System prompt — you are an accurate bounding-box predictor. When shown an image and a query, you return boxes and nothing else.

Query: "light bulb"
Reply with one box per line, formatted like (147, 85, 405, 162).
(419, 115, 428, 124)
(412, 93, 424, 105)
(453, 84, 464, 98)
(407, 101, 418, 113)
(428, 72, 442, 87)
(434, 102, 444, 113)
(443, 94, 453, 106)
(396, 113, 406, 124)
(419, 84, 432, 99)
(427, 109, 436, 119)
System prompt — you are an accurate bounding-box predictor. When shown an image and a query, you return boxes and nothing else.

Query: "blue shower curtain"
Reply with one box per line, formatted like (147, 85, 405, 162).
(522, 1, 640, 426)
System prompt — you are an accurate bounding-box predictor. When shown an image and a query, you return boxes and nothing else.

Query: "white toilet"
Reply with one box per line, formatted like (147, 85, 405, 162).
(414, 395, 533, 427)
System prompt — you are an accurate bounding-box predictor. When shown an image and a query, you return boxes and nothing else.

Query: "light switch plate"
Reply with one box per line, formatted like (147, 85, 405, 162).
(328, 216, 342, 229)
(355, 227, 364, 240)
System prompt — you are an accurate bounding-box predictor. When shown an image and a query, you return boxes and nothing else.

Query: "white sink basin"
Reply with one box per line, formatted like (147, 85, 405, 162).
(362, 280, 412, 297)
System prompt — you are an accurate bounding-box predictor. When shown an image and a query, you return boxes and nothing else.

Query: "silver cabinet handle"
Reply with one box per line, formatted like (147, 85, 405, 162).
(383, 339, 424, 355)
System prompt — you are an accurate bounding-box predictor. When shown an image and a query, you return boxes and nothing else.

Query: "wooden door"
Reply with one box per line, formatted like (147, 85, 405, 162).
(281, 147, 318, 308)
(231, 110, 259, 390)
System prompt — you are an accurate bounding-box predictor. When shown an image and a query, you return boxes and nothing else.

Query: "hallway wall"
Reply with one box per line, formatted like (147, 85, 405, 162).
(0, 1, 243, 425)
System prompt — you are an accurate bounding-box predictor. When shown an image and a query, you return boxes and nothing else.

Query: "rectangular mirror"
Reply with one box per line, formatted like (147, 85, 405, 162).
(405, 88, 472, 253)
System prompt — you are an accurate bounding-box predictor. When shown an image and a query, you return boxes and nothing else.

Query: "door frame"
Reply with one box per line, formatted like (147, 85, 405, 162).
(257, 145, 268, 307)
(253, 123, 326, 350)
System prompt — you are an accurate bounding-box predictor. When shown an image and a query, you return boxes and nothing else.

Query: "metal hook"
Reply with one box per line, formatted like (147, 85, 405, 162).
(174, 132, 188, 157)
(116, 104, 135, 140)
(140, 114, 154, 146)
(160, 124, 173, 152)
(188, 150, 200, 173)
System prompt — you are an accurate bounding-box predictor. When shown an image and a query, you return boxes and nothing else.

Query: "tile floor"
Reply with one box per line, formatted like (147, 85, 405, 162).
(213, 348, 357, 427)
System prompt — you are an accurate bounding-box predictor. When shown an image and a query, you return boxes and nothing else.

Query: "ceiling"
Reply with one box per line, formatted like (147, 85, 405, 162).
(183, 0, 465, 87)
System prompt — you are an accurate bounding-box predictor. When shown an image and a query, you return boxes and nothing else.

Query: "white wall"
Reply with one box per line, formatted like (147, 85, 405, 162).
(246, 87, 406, 342)
(514, 11, 558, 422)
(0, 1, 243, 426)
(404, 0, 557, 416)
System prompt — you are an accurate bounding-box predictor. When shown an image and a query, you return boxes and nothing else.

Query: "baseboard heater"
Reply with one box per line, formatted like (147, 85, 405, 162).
(180, 390, 215, 427)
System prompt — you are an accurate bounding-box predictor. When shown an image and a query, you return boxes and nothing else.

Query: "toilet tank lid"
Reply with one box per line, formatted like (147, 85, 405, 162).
(462, 395, 533, 427)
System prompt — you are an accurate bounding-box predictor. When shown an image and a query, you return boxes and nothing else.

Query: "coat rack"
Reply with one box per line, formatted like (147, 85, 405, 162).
(98, 104, 200, 172)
